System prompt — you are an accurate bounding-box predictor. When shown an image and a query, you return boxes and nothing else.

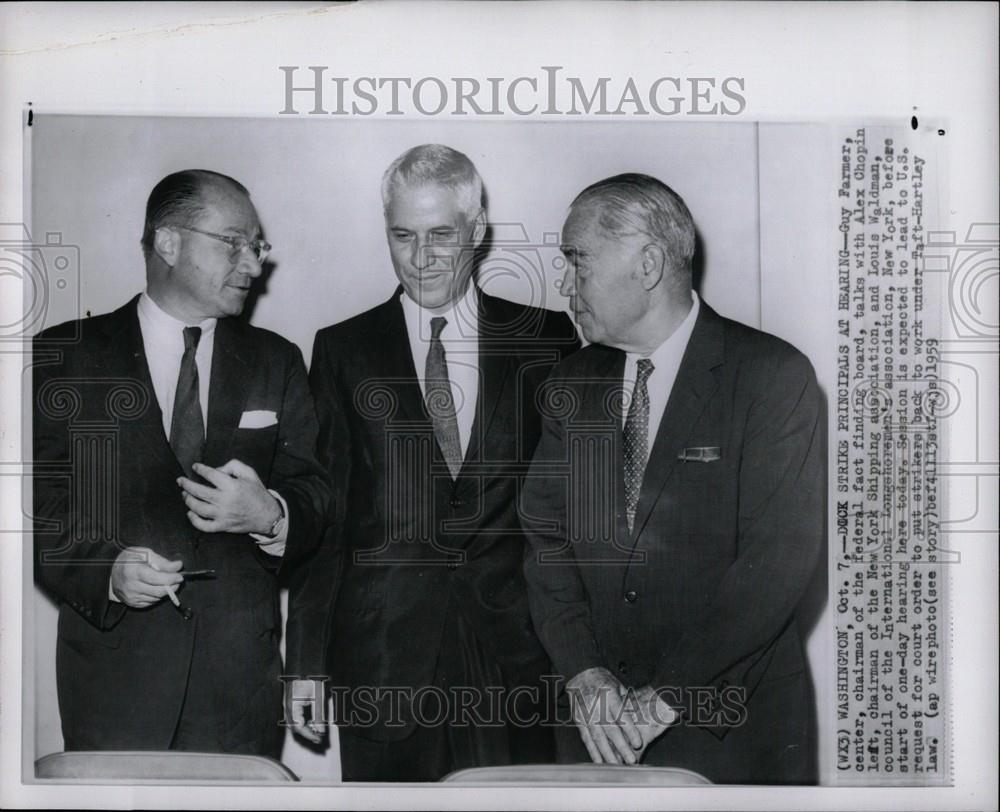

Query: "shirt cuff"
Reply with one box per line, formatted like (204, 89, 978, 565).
(250, 489, 288, 557)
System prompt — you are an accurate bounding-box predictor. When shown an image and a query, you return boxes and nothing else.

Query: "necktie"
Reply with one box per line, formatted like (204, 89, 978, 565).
(170, 326, 204, 478)
(425, 316, 463, 479)
(624, 358, 654, 532)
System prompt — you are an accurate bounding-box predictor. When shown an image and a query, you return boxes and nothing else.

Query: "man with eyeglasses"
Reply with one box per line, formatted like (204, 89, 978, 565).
(33, 169, 330, 757)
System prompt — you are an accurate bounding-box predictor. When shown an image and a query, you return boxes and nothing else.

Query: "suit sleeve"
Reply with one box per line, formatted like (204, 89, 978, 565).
(32, 338, 128, 630)
(653, 349, 823, 703)
(284, 332, 351, 678)
(265, 341, 331, 571)
(521, 373, 605, 682)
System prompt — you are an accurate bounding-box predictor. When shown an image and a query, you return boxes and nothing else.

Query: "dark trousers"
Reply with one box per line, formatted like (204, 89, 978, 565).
(168, 616, 284, 760)
(338, 602, 553, 781)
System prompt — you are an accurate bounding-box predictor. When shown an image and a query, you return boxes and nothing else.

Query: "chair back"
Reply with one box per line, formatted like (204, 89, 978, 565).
(35, 751, 298, 782)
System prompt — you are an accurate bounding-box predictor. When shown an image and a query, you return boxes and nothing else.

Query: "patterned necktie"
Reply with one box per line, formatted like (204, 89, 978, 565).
(624, 358, 655, 532)
(425, 316, 463, 479)
(169, 326, 204, 478)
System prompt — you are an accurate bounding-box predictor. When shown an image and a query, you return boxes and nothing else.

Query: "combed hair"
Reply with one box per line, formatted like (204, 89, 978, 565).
(140, 169, 248, 260)
(571, 173, 696, 273)
(381, 144, 483, 219)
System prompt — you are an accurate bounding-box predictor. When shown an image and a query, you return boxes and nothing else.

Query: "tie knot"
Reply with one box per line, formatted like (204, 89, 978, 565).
(430, 316, 448, 340)
(636, 357, 654, 384)
(183, 326, 202, 351)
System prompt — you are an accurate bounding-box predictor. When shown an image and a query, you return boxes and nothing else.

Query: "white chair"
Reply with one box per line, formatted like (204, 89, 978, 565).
(442, 763, 712, 785)
(34, 751, 298, 782)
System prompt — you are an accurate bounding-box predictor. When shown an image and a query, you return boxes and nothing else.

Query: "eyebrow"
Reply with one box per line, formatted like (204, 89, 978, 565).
(222, 226, 261, 239)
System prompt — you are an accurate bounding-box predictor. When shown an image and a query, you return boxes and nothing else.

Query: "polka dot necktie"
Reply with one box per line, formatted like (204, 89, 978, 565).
(425, 316, 463, 480)
(624, 358, 654, 532)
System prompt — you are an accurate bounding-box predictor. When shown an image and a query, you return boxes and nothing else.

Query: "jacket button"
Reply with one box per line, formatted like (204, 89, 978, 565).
(618, 661, 628, 674)
(450, 498, 464, 508)
(624, 590, 638, 603)
(447, 561, 460, 570)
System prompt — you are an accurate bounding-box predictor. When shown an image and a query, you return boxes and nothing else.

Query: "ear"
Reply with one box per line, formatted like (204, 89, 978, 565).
(639, 243, 666, 291)
(469, 208, 487, 250)
(152, 226, 182, 268)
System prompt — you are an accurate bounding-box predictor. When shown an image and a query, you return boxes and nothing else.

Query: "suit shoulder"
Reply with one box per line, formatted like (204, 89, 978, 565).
(34, 309, 116, 345)
(483, 294, 578, 344)
(713, 312, 817, 391)
(233, 322, 304, 368)
(548, 343, 615, 378)
(314, 300, 387, 347)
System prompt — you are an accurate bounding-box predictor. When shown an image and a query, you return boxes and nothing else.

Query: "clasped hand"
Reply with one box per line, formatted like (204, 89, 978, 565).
(567, 667, 678, 765)
(177, 459, 280, 535)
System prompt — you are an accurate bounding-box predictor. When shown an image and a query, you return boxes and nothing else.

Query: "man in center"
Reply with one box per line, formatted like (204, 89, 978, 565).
(290, 144, 580, 781)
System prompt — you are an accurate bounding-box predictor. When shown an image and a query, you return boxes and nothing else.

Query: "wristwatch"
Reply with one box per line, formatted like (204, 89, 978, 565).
(265, 496, 286, 538)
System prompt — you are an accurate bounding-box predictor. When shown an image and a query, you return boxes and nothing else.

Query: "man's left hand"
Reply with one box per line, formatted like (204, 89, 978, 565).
(178, 459, 281, 535)
(624, 685, 679, 759)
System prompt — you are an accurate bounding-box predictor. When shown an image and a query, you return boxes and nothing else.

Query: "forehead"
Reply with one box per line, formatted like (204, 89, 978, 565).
(561, 204, 608, 249)
(197, 184, 260, 234)
(386, 182, 466, 226)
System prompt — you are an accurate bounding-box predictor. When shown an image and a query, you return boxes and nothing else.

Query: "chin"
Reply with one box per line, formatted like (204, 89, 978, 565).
(415, 287, 454, 310)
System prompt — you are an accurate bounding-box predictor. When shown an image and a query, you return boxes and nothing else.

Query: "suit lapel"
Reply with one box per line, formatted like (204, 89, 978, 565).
(375, 292, 432, 425)
(631, 305, 725, 541)
(459, 291, 512, 479)
(109, 296, 181, 476)
(202, 317, 254, 467)
(586, 348, 633, 547)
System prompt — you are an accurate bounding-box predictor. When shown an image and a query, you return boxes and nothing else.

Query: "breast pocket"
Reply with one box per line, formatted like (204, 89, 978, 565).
(232, 425, 280, 472)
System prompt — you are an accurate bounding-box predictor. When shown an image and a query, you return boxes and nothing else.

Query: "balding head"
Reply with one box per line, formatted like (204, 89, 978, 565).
(141, 169, 249, 262)
(569, 173, 696, 278)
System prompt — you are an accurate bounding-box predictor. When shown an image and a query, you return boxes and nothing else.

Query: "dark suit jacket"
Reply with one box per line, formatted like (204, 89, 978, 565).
(287, 288, 579, 741)
(521, 302, 823, 783)
(32, 295, 329, 753)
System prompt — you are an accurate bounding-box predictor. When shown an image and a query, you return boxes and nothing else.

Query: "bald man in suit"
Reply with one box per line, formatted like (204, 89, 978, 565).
(522, 173, 823, 783)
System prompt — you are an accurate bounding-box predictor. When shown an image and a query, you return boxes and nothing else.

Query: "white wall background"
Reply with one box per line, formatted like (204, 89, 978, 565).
(28, 116, 832, 781)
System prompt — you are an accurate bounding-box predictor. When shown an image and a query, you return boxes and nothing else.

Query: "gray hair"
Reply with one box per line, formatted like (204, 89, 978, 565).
(381, 144, 483, 220)
(571, 173, 696, 273)
(141, 169, 248, 260)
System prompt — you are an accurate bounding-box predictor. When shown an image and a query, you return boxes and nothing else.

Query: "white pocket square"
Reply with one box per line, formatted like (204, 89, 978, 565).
(239, 409, 278, 429)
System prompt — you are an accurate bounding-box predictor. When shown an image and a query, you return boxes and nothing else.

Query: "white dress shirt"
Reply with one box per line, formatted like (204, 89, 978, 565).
(622, 292, 701, 443)
(400, 285, 480, 458)
(135, 292, 286, 553)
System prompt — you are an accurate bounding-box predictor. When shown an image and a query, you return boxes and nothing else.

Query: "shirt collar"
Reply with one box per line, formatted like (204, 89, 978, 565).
(138, 291, 217, 345)
(400, 283, 479, 340)
(629, 291, 700, 368)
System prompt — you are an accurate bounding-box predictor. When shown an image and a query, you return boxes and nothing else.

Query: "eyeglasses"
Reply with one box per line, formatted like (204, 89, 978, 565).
(175, 225, 272, 263)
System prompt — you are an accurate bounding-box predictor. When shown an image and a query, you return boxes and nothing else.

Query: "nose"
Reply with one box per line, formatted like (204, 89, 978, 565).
(237, 249, 263, 278)
(410, 237, 433, 271)
(558, 264, 576, 298)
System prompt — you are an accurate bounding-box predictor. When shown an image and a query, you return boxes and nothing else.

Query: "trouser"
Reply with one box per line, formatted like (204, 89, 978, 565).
(338, 602, 553, 781)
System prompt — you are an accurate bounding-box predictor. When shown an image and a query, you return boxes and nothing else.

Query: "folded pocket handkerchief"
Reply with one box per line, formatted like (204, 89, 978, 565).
(677, 446, 721, 462)
(239, 409, 278, 429)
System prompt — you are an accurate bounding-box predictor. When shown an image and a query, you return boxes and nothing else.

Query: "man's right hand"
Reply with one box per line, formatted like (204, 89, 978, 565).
(110, 547, 183, 608)
(285, 678, 327, 745)
(566, 666, 643, 765)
